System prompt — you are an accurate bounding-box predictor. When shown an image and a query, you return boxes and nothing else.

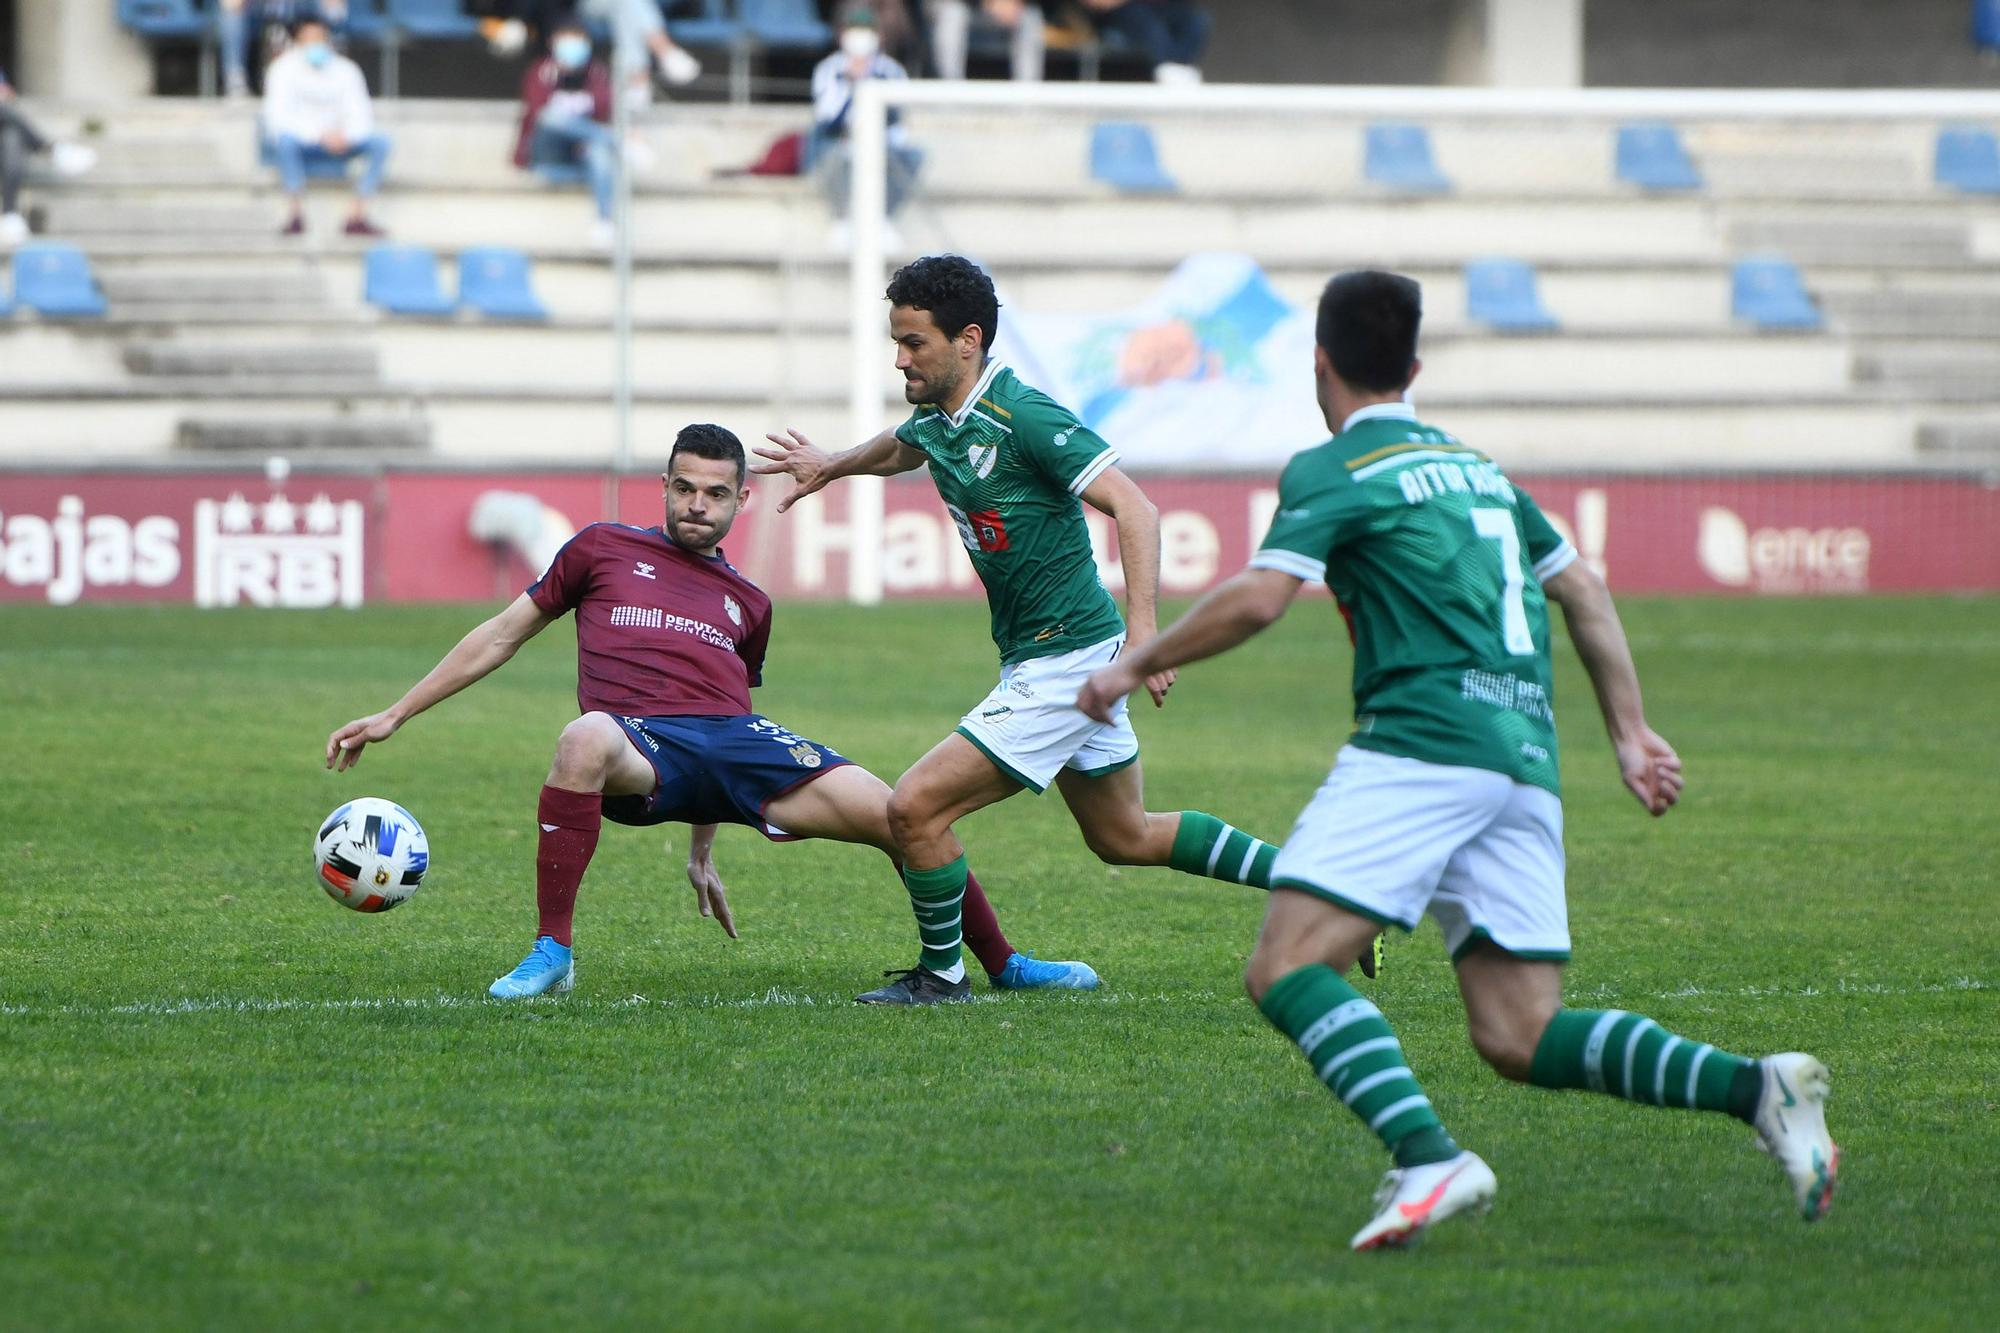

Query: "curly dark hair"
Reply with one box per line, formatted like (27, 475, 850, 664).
(669, 422, 746, 484)
(884, 254, 1000, 352)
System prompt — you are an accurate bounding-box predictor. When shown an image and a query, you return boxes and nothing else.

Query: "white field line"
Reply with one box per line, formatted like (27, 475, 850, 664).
(0, 977, 1988, 1021)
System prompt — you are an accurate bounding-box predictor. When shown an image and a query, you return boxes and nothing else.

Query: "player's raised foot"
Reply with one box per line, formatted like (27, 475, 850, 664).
(488, 935, 575, 999)
(1358, 932, 1383, 980)
(1349, 1150, 1496, 1252)
(1751, 1052, 1837, 1221)
(855, 965, 971, 1005)
(990, 951, 1100, 992)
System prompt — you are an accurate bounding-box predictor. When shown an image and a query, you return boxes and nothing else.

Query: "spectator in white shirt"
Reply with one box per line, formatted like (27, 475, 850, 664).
(262, 16, 390, 237)
(809, 8, 923, 252)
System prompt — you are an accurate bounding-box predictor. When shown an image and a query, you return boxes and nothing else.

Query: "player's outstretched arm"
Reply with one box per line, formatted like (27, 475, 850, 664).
(684, 823, 737, 938)
(1076, 566, 1303, 722)
(751, 427, 925, 513)
(1081, 466, 1175, 706)
(1542, 561, 1684, 816)
(324, 594, 555, 771)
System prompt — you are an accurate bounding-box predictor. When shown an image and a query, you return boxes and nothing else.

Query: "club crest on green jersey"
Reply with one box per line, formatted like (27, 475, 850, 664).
(968, 441, 1000, 478)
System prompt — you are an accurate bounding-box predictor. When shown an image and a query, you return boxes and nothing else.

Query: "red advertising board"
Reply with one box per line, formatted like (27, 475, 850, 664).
(3, 470, 1997, 605)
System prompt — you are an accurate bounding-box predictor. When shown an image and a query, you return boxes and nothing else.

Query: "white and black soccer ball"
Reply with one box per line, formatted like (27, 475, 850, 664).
(314, 797, 429, 913)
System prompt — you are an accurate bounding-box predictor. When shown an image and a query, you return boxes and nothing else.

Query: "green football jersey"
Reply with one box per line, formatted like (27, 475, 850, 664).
(895, 362, 1128, 665)
(1252, 404, 1578, 794)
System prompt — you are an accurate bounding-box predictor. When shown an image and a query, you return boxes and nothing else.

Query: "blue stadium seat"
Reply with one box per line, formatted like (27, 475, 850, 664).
(386, 0, 481, 40)
(1616, 122, 1701, 191)
(1089, 122, 1176, 194)
(364, 245, 457, 315)
(1464, 258, 1556, 333)
(13, 244, 109, 318)
(458, 247, 548, 321)
(1976, 0, 2000, 54)
(1364, 122, 1449, 193)
(667, 0, 744, 49)
(116, 0, 211, 39)
(1934, 126, 2000, 194)
(1731, 256, 1822, 330)
(740, 0, 832, 50)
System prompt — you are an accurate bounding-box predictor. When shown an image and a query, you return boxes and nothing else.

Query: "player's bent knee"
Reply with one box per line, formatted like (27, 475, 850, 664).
(551, 713, 625, 782)
(884, 784, 942, 847)
(1467, 1019, 1541, 1082)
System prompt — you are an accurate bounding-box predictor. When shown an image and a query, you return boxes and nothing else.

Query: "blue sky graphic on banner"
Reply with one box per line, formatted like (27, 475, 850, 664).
(993, 253, 1328, 469)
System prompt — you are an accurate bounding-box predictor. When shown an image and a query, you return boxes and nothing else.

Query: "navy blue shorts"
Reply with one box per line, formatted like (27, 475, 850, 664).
(603, 713, 853, 839)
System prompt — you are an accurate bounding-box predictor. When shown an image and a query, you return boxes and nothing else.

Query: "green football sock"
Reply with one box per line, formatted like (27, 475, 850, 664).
(902, 857, 967, 982)
(1169, 811, 1279, 889)
(1529, 1008, 1763, 1122)
(1258, 963, 1459, 1167)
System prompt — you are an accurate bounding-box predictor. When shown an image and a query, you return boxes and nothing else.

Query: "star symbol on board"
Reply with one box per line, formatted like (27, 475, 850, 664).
(261, 494, 298, 533)
(219, 493, 255, 532)
(305, 495, 341, 534)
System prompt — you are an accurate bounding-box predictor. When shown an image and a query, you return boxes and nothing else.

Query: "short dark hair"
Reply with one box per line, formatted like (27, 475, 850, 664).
(885, 254, 1000, 352)
(669, 423, 746, 485)
(1315, 270, 1422, 393)
(290, 14, 331, 39)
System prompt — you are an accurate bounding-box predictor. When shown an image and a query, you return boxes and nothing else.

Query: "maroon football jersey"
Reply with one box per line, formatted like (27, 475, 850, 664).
(527, 523, 772, 717)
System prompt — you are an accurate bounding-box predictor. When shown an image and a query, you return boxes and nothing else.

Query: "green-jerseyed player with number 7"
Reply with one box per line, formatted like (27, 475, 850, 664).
(1076, 269, 1837, 1250)
(754, 254, 1382, 1004)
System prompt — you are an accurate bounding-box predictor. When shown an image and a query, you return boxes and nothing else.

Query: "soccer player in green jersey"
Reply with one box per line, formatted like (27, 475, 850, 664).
(1077, 270, 1838, 1249)
(755, 253, 1309, 1004)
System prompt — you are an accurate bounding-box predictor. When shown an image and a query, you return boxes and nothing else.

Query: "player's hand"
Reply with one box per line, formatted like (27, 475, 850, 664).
(687, 850, 737, 939)
(751, 429, 834, 514)
(1142, 666, 1177, 709)
(1615, 725, 1683, 817)
(325, 711, 398, 771)
(1076, 663, 1139, 723)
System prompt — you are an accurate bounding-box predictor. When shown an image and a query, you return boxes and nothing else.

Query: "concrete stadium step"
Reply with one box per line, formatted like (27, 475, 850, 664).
(1820, 291, 2000, 337)
(175, 416, 432, 454)
(96, 268, 332, 307)
(1914, 418, 2000, 460)
(1725, 216, 1972, 266)
(39, 201, 281, 239)
(124, 341, 380, 378)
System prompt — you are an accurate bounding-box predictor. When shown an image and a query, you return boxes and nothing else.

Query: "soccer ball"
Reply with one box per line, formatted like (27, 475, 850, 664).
(314, 797, 429, 913)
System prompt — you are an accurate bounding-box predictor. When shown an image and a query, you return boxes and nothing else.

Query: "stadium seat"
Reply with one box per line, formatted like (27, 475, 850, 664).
(1731, 256, 1823, 330)
(740, 0, 833, 51)
(387, 0, 481, 40)
(1089, 122, 1176, 194)
(364, 245, 457, 316)
(12, 243, 109, 318)
(1464, 258, 1556, 333)
(1615, 122, 1701, 191)
(667, 0, 744, 49)
(1977, 0, 2000, 54)
(458, 248, 548, 321)
(1934, 126, 2000, 194)
(1364, 122, 1450, 193)
(0, 275, 13, 318)
(117, 0, 220, 94)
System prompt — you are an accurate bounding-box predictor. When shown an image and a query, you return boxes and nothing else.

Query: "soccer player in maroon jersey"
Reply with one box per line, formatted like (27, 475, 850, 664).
(324, 423, 1095, 998)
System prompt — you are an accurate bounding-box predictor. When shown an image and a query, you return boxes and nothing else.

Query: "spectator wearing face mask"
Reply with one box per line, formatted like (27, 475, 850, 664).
(808, 7, 923, 252)
(263, 15, 390, 237)
(514, 22, 619, 249)
(219, 0, 349, 99)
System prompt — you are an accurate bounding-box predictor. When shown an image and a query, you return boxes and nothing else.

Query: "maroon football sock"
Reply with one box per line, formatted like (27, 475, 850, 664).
(535, 785, 602, 947)
(887, 856, 1013, 975)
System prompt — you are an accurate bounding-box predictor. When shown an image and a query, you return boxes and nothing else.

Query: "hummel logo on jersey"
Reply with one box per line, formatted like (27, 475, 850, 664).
(633, 561, 656, 579)
(722, 594, 743, 627)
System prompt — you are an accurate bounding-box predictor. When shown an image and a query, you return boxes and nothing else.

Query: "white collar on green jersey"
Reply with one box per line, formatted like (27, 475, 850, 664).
(944, 359, 1008, 429)
(1340, 400, 1418, 434)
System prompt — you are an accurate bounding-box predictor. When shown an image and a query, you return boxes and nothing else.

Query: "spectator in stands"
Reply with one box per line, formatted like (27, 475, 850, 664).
(0, 60, 97, 248)
(1078, 0, 1210, 83)
(263, 16, 391, 238)
(220, 1, 349, 99)
(809, 7, 923, 251)
(838, 0, 921, 67)
(930, 1, 1046, 81)
(514, 21, 619, 250)
(480, 2, 700, 97)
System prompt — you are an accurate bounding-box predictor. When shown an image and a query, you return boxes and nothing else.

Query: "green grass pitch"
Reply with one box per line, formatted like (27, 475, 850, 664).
(2, 596, 1996, 1330)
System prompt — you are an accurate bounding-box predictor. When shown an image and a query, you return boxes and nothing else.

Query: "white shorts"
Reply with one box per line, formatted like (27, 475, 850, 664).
(1269, 745, 1571, 962)
(954, 635, 1140, 794)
